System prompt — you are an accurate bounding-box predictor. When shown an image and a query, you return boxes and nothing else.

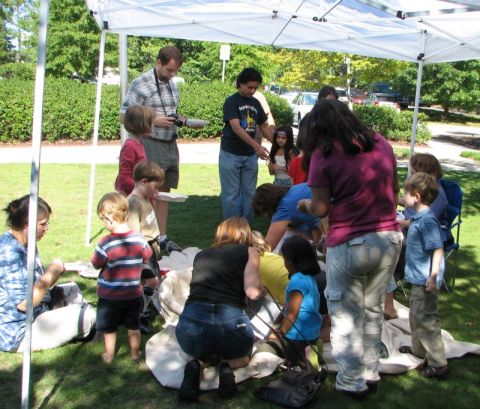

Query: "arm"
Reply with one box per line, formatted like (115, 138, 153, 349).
(91, 245, 107, 270)
(16, 259, 64, 312)
(265, 220, 290, 251)
(230, 119, 269, 160)
(270, 290, 303, 339)
(426, 247, 444, 292)
(244, 247, 265, 300)
(298, 187, 331, 218)
(259, 122, 274, 143)
(126, 198, 141, 233)
(117, 144, 138, 194)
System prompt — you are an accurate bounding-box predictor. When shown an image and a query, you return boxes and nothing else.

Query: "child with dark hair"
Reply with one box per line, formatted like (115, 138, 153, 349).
(115, 105, 155, 195)
(289, 116, 308, 184)
(268, 125, 295, 186)
(219, 67, 274, 221)
(399, 172, 448, 378)
(268, 236, 322, 365)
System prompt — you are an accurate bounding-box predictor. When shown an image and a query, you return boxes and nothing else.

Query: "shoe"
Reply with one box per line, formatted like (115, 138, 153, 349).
(159, 237, 182, 255)
(421, 365, 449, 378)
(179, 360, 201, 401)
(218, 361, 237, 399)
(334, 386, 368, 400)
(399, 345, 414, 354)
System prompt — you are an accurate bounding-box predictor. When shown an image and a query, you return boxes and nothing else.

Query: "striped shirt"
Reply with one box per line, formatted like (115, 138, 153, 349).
(91, 231, 152, 300)
(0, 232, 49, 351)
(121, 68, 179, 142)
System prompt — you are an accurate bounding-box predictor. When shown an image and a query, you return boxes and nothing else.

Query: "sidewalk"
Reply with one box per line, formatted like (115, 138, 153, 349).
(0, 126, 479, 171)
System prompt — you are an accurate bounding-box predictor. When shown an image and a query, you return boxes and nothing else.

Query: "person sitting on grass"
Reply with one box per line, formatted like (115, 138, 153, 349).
(0, 195, 96, 352)
(176, 217, 265, 401)
(115, 104, 154, 196)
(126, 160, 165, 334)
(267, 236, 322, 367)
(399, 172, 448, 378)
(91, 192, 153, 364)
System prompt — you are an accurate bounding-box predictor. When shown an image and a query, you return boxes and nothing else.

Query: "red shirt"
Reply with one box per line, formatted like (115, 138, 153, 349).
(288, 155, 307, 185)
(114, 138, 146, 195)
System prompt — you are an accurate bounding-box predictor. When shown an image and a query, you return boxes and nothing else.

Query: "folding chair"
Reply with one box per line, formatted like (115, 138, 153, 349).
(439, 178, 463, 291)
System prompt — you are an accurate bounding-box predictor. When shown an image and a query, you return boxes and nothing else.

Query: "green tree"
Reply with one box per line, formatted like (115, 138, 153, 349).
(392, 61, 480, 114)
(0, 4, 14, 63)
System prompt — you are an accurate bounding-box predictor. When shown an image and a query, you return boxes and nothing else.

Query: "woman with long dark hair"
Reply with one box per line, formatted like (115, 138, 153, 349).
(300, 99, 402, 397)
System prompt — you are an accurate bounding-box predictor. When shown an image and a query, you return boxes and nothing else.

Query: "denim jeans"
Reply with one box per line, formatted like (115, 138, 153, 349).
(325, 231, 402, 392)
(219, 149, 258, 221)
(176, 301, 254, 361)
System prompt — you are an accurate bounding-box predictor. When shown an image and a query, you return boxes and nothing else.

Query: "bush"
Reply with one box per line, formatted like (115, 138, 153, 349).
(354, 105, 431, 144)
(0, 62, 35, 80)
(0, 79, 293, 142)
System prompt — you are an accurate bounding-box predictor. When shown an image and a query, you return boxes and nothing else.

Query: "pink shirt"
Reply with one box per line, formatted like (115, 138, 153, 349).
(308, 134, 399, 247)
(114, 138, 146, 195)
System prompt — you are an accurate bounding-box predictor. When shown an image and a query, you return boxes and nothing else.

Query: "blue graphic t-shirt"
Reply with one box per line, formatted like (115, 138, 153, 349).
(221, 92, 266, 156)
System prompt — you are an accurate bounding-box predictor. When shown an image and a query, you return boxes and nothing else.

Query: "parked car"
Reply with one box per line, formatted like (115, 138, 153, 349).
(335, 87, 349, 103)
(350, 88, 367, 104)
(279, 91, 300, 105)
(363, 93, 400, 110)
(291, 91, 317, 126)
(365, 82, 409, 109)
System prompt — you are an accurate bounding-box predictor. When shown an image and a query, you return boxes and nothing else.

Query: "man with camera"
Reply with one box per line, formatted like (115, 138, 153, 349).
(120, 45, 184, 254)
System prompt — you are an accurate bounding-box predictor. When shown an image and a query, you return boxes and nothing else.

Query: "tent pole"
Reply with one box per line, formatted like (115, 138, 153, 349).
(408, 61, 424, 176)
(408, 33, 427, 176)
(21, 0, 50, 407)
(85, 30, 106, 247)
(119, 34, 128, 143)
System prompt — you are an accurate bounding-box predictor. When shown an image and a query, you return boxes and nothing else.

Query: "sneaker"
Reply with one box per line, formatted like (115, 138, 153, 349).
(159, 237, 182, 255)
(421, 365, 449, 378)
(179, 360, 201, 401)
(218, 361, 237, 399)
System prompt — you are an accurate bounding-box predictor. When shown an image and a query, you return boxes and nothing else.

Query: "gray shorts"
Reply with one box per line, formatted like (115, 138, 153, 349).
(142, 138, 180, 189)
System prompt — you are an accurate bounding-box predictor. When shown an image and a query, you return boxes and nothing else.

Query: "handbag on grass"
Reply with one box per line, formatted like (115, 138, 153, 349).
(250, 292, 328, 408)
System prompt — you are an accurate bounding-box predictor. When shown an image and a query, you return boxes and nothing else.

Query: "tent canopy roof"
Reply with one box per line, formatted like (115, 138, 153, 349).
(85, 0, 480, 64)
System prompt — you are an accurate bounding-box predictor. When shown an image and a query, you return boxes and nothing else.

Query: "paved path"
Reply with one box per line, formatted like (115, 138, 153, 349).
(0, 123, 479, 171)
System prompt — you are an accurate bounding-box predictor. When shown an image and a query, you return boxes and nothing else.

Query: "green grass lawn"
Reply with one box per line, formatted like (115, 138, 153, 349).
(460, 151, 480, 162)
(0, 163, 479, 409)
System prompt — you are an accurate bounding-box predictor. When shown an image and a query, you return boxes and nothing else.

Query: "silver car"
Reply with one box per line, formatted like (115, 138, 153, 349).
(291, 92, 317, 126)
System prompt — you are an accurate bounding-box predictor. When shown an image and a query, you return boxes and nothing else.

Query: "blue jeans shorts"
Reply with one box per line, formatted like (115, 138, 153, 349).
(176, 301, 254, 361)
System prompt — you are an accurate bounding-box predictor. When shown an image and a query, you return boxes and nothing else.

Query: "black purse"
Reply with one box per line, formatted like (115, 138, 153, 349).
(250, 291, 328, 408)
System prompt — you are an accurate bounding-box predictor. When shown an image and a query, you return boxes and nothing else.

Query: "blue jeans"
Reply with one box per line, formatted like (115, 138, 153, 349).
(176, 301, 254, 361)
(325, 231, 402, 392)
(219, 149, 258, 221)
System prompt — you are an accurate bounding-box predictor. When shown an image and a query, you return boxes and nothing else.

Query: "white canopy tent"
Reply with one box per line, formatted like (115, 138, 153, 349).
(21, 1, 480, 407)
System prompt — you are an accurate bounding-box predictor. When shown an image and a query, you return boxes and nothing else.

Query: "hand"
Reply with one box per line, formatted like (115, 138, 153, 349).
(425, 276, 437, 293)
(154, 115, 175, 128)
(256, 145, 269, 160)
(297, 199, 312, 214)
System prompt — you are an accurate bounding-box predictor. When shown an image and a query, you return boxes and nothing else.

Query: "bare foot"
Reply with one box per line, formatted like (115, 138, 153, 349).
(102, 352, 114, 364)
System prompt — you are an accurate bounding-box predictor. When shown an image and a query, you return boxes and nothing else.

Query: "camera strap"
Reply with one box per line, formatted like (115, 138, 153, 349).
(153, 67, 176, 115)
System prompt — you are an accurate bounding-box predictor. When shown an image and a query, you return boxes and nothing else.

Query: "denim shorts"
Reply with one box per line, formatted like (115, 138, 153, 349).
(96, 297, 142, 333)
(176, 301, 254, 361)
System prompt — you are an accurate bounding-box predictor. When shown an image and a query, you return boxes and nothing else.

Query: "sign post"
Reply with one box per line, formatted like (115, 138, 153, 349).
(220, 44, 231, 83)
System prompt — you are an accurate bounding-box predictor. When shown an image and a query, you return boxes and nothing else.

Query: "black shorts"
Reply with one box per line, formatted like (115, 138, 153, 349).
(96, 297, 142, 333)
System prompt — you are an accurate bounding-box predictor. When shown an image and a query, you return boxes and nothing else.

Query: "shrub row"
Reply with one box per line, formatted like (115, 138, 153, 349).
(354, 104, 431, 144)
(0, 79, 429, 144)
(0, 79, 293, 142)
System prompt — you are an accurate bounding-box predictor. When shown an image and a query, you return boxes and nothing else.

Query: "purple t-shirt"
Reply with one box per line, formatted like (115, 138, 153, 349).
(308, 134, 399, 247)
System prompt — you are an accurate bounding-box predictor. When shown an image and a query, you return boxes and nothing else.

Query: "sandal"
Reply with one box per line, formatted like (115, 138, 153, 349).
(421, 365, 449, 378)
(399, 345, 414, 354)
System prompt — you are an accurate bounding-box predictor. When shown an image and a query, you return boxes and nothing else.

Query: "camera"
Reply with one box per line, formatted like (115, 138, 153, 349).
(168, 113, 184, 127)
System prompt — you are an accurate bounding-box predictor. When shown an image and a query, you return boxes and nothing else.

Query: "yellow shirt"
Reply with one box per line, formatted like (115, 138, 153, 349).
(259, 252, 289, 305)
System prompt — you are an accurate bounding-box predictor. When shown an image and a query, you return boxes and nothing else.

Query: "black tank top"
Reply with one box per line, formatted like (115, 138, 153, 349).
(187, 243, 249, 308)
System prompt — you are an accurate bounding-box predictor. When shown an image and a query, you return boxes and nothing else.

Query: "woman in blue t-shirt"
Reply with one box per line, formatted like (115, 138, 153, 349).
(268, 236, 322, 366)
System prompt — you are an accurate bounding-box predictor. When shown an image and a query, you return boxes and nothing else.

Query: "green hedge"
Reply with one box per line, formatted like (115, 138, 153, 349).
(0, 79, 293, 142)
(354, 104, 431, 144)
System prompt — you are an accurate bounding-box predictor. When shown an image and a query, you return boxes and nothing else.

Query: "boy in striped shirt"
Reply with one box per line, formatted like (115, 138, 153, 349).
(92, 192, 152, 364)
